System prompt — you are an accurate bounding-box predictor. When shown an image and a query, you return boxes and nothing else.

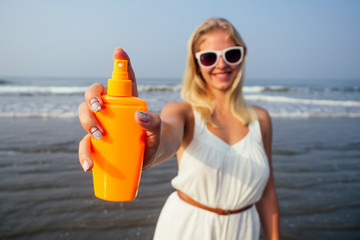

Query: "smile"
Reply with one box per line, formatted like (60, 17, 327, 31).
(213, 72, 231, 78)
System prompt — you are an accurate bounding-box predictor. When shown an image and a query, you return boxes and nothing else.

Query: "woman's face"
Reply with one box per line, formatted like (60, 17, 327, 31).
(197, 29, 240, 94)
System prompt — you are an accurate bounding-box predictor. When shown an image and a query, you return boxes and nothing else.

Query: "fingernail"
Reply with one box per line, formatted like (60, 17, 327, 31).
(137, 111, 150, 122)
(90, 98, 101, 113)
(91, 127, 103, 140)
(82, 160, 90, 172)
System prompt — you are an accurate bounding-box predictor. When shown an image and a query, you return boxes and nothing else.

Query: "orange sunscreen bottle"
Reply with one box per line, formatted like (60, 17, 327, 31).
(90, 48, 147, 202)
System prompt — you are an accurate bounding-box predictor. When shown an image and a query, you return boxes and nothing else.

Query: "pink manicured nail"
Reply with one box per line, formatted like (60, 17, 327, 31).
(90, 98, 101, 113)
(91, 127, 103, 140)
(82, 160, 90, 172)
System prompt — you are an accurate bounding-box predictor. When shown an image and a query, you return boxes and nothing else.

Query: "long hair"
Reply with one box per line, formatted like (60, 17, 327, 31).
(181, 18, 257, 126)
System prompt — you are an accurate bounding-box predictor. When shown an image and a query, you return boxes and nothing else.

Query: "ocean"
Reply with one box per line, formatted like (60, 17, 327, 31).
(0, 76, 359, 239)
(0, 77, 359, 118)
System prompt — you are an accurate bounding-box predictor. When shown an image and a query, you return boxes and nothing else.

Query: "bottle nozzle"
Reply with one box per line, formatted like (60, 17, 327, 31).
(112, 59, 128, 81)
(107, 48, 132, 97)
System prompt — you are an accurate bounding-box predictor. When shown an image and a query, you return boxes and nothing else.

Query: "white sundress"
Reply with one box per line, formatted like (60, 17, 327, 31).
(153, 110, 270, 240)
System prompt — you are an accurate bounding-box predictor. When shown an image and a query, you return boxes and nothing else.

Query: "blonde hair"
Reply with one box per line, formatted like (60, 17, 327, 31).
(181, 18, 257, 126)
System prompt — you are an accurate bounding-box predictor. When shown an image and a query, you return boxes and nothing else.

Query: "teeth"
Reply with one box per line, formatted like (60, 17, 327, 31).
(215, 73, 228, 77)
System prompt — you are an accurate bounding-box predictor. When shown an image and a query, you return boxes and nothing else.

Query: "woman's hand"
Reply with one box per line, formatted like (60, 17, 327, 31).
(78, 48, 161, 172)
(78, 82, 106, 172)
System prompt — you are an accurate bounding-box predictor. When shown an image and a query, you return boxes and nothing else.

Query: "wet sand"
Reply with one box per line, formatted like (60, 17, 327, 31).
(0, 117, 359, 239)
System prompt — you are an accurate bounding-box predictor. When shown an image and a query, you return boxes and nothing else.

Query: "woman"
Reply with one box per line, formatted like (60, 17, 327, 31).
(79, 18, 279, 239)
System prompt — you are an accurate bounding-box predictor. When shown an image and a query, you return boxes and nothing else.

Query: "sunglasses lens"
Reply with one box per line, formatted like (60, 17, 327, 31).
(200, 52, 217, 67)
(225, 49, 241, 64)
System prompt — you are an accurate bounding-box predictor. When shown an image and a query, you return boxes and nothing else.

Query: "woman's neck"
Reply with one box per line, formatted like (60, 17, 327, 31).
(210, 90, 230, 112)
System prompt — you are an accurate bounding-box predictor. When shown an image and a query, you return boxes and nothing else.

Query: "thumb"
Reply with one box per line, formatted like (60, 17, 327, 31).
(135, 111, 161, 170)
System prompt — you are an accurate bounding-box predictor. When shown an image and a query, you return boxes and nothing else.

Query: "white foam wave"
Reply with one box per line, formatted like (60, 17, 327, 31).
(0, 111, 78, 118)
(138, 85, 182, 92)
(245, 95, 360, 107)
(243, 85, 291, 93)
(2, 84, 356, 96)
(0, 84, 290, 94)
(0, 85, 183, 94)
(1, 110, 359, 119)
(139, 85, 287, 93)
(0, 86, 87, 95)
(243, 86, 265, 93)
(140, 85, 290, 93)
(270, 112, 360, 118)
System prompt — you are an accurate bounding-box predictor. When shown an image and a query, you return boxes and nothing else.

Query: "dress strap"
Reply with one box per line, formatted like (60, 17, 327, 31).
(250, 120, 263, 143)
(192, 108, 206, 130)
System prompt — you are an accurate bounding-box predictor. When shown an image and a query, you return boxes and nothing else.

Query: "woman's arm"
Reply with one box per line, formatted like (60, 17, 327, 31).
(254, 106, 280, 240)
(136, 102, 188, 170)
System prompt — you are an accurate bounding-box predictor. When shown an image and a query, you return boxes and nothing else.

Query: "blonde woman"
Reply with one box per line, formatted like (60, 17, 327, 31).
(79, 18, 279, 239)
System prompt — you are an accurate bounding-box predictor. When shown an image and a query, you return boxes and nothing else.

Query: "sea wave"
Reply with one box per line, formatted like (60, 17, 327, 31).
(0, 111, 79, 118)
(1, 83, 359, 119)
(0, 85, 182, 95)
(245, 95, 360, 107)
(270, 112, 360, 118)
(0, 86, 87, 95)
(244, 85, 360, 93)
(243, 86, 291, 93)
(138, 85, 182, 92)
(1, 109, 359, 119)
(0, 85, 359, 95)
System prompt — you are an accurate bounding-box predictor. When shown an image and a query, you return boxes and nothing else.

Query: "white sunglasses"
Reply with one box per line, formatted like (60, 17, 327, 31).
(195, 46, 244, 68)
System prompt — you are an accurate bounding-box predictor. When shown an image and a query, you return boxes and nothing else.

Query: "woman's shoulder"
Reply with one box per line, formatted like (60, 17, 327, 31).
(164, 101, 192, 109)
(252, 105, 271, 122)
(161, 102, 193, 121)
(162, 101, 192, 114)
(252, 105, 272, 136)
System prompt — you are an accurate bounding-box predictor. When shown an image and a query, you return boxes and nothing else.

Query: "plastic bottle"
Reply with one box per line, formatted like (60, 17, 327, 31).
(90, 48, 147, 202)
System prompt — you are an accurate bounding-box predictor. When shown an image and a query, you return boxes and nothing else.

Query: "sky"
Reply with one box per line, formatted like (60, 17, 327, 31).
(0, 0, 359, 81)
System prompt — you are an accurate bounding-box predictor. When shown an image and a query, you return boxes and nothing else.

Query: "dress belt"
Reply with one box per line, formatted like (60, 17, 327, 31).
(177, 190, 253, 215)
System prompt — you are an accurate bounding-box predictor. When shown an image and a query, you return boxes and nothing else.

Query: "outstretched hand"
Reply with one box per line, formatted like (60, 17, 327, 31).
(78, 48, 161, 172)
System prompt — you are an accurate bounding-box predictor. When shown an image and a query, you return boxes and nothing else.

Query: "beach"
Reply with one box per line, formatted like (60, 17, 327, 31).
(0, 76, 360, 239)
(1, 117, 359, 240)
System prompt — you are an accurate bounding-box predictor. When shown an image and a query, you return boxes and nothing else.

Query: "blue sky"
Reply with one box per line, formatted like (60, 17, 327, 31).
(0, 0, 359, 80)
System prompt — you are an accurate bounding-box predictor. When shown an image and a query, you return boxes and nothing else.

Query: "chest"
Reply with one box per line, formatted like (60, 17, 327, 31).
(207, 116, 249, 146)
